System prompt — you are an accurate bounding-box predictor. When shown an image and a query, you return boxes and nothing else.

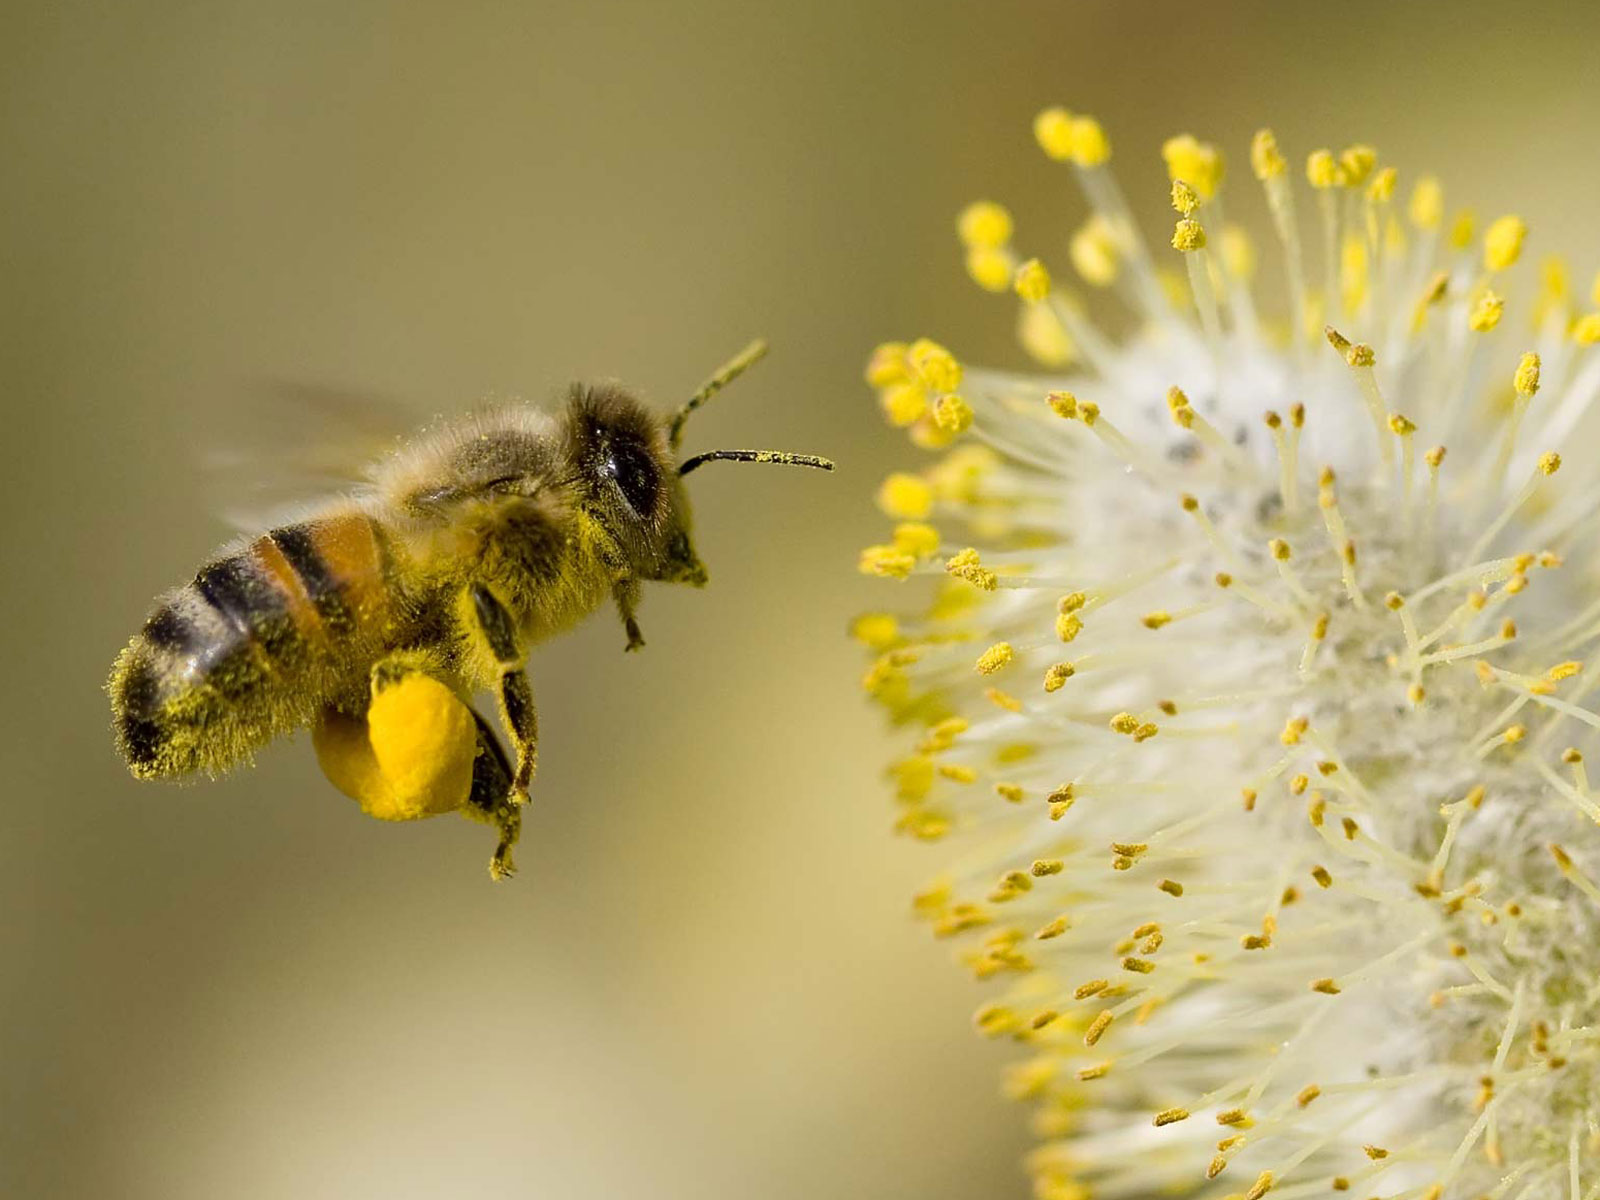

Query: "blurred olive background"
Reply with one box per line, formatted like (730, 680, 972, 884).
(4, 1, 1599, 1196)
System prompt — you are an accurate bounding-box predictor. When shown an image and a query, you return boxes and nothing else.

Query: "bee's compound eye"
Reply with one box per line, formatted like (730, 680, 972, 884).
(607, 434, 661, 519)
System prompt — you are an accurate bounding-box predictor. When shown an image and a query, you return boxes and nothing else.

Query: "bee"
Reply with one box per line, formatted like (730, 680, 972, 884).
(108, 341, 832, 879)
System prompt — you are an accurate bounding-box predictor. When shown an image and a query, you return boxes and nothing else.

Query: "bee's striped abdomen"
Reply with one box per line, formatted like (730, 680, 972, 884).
(111, 511, 398, 780)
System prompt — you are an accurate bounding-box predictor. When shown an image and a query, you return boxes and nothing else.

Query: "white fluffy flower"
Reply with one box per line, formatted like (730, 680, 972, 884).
(858, 113, 1600, 1200)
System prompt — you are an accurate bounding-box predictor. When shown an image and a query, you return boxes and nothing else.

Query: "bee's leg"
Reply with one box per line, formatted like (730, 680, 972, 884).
(467, 583, 538, 805)
(462, 707, 522, 881)
(613, 579, 645, 653)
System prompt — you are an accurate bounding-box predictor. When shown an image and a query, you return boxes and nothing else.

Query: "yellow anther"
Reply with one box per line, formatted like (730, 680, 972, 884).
(1484, 214, 1528, 272)
(1468, 290, 1504, 332)
(1219, 224, 1257, 282)
(1339, 144, 1376, 186)
(878, 381, 929, 427)
(1031, 858, 1063, 876)
(1515, 351, 1541, 397)
(1153, 1107, 1190, 1127)
(848, 612, 899, 649)
(1055, 612, 1082, 642)
(1324, 325, 1352, 353)
(1083, 1010, 1114, 1046)
(938, 764, 978, 784)
(1269, 538, 1292, 561)
(1251, 128, 1287, 179)
(1574, 313, 1600, 345)
(1311, 865, 1333, 888)
(1539, 451, 1562, 475)
(1033, 107, 1076, 160)
(1076, 400, 1100, 425)
(907, 338, 962, 391)
(1246, 1172, 1275, 1200)
(1046, 391, 1078, 420)
(1409, 176, 1443, 229)
(1364, 1146, 1389, 1161)
(932, 393, 973, 434)
(976, 642, 1015, 675)
(1170, 179, 1200, 217)
(1014, 257, 1052, 303)
(858, 544, 915, 579)
(1425, 445, 1447, 468)
(1109, 713, 1141, 735)
(1450, 210, 1477, 251)
(865, 342, 910, 388)
(891, 522, 940, 558)
(993, 783, 1024, 805)
(1158, 878, 1184, 896)
(1306, 149, 1343, 189)
(1388, 413, 1416, 436)
(1035, 916, 1069, 940)
(1163, 133, 1225, 199)
(944, 548, 997, 591)
(1142, 611, 1173, 630)
(1043, 662, 1075, 692)
(1366, 166, 1397, 203)
(876, 472, 934, 519)
(1068, 115, 1111, 167)
(1280, 716, 1309, 745)
(1310, 978, 1341, 994)
(1172, 218, 1206, 252)
(957, 200, 1014, 250)
(1345, 342, 1376, 367)
(965, 246, 1013, 293)
(1549, 661, 1583, 682)
(1069, 215, 1119, 286)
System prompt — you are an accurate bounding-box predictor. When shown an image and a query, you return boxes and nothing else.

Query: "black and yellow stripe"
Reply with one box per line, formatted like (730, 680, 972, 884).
(111, 512, 398, 780)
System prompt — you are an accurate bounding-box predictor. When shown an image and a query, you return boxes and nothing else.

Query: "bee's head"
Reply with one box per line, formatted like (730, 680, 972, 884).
(563, 341, 831, 587)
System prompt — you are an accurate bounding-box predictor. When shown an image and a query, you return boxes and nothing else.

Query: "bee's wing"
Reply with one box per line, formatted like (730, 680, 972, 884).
(205, 380, 438, 532)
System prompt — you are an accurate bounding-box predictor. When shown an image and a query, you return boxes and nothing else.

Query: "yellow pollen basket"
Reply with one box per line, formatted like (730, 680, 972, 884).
(313, 675, 478, 822)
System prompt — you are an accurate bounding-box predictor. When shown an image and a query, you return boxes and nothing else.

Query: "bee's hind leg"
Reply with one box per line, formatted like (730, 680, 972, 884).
(463, 708, 522, 881)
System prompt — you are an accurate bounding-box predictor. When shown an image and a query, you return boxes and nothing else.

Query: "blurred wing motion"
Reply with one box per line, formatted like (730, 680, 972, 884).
(204, 379, 439, 531)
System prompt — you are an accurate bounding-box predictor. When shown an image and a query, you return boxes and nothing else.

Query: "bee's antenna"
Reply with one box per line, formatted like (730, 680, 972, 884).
(668, 339, 770, 450)
(677, 449, 835, 476)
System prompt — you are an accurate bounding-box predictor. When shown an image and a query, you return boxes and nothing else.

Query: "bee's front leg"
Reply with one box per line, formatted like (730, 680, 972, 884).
(613, 579, 645, 653)
(466, 584, 537, 879)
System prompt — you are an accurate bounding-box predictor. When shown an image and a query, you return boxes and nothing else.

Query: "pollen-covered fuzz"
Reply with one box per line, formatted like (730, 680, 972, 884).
(859, 112, 1600, 1200)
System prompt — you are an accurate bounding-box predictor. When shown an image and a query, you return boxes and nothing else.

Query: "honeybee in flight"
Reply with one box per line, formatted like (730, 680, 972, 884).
(109, 342, 832, 879)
